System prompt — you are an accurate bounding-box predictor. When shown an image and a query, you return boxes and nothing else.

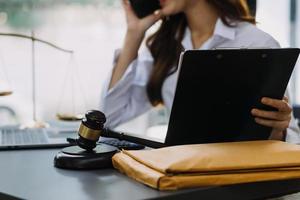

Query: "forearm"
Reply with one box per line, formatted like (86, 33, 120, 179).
(109, 30, 145, 89)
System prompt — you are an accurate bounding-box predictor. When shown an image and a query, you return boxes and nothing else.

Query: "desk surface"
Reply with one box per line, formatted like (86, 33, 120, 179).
(2, 148, 300, 200)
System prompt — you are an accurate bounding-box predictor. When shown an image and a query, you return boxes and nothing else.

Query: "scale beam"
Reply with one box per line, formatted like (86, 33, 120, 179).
(0, 32, 73, 53)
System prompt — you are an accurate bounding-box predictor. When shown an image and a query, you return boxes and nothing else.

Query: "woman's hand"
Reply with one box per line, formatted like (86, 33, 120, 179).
(109, 1, 162, 89)
(251, 96, 292, 141)
(123, 0, 162, 34)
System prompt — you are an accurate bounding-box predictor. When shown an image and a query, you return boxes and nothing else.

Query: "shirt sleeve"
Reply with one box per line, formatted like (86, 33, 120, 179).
(284, 87, 300, 143)
(100, 48, 154, 128)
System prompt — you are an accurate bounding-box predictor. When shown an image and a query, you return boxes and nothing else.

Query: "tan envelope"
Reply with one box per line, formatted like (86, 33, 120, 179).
(112, 140, 300, 190)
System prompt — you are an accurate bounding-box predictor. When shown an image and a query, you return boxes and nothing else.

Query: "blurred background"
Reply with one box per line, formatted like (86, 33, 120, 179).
(0, 0, 299, 138)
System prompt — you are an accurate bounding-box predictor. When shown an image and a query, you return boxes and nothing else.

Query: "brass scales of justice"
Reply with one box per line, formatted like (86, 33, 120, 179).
(0, 32, 86, 127)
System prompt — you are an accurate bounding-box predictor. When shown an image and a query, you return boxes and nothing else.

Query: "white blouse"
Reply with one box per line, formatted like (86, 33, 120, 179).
(100, 19, 300, 143)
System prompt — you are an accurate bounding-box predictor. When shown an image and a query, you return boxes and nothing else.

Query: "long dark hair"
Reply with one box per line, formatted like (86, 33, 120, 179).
(146, 0, 256, 106)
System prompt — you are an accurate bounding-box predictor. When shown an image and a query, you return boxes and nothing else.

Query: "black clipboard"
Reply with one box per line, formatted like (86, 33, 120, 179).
(165, 48, 300, 146)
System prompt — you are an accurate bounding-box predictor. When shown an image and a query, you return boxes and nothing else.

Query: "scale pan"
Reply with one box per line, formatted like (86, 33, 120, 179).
(0, 90, 13, 96)
(56, 113, 83, 121)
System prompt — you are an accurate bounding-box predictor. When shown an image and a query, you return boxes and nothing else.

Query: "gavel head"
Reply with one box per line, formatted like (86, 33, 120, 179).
(77, 110, 106, 151)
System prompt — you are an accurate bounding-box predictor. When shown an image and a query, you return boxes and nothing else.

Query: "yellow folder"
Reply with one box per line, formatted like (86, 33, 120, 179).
(112, 140, 300, 190)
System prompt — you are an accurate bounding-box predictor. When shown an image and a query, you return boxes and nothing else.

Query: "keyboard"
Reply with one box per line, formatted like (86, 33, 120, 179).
(0, 128, 49, 145)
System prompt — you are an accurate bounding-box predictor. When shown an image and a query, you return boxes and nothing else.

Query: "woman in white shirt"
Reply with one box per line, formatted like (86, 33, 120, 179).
(101, 0, 300, 143)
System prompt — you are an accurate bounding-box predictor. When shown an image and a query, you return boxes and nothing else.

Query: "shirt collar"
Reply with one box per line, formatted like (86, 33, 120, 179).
(213, 18, 236, 40)
(182, 18, 236, 49)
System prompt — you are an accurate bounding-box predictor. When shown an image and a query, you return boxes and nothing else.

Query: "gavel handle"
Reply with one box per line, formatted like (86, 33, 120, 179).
(102, 128, 166, 149)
